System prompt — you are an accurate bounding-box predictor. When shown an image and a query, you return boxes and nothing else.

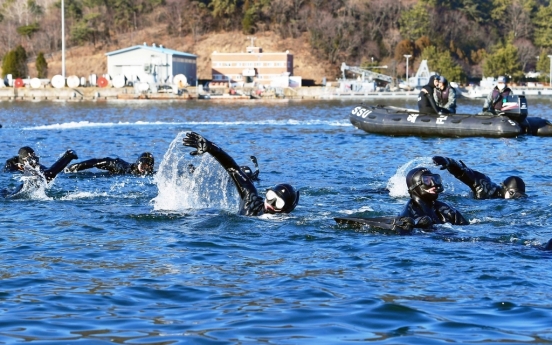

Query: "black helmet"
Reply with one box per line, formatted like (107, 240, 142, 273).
(265, 183, 299, 213)
(240, 165, 253, 178)
(136, 152, 154, 174)
(501, 176, 526, 199)
(406, 167, 443, 202)
(18, 146, 39, 166)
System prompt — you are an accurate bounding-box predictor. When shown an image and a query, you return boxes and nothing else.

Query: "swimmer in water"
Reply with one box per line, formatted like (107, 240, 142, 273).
(2, 147, 78, 197)
(183, 132, 298, 216)
(399, 167, 469, 229)
(4, 146, 78, 182)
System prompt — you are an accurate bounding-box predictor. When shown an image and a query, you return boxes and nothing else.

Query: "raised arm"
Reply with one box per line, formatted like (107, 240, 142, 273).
(66, 157, 129, 174)
(183, 132, 257, 200)
(433, 156, 498, 199)
(43, 150, 78, 182)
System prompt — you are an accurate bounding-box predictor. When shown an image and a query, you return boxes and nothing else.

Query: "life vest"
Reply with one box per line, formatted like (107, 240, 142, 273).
(491, 88, 512, 110)
(436, 87, 450, 105)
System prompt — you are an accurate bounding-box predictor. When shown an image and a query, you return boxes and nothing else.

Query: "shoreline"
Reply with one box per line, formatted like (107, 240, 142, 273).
(5, 86, 552, 102)
(0, 86, 422, 102)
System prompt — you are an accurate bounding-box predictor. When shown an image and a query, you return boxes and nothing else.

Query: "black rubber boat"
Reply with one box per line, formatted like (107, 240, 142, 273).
(349, 95, 552, 137)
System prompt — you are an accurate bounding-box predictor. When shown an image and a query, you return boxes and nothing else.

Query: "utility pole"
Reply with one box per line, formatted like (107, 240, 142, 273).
(404, 55, 412, 87)
(548, 55, 552, 87)
(61, 0, 66, 79)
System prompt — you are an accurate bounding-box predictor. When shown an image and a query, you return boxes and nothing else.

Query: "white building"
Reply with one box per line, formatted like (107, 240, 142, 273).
(105, 43, 197, 85)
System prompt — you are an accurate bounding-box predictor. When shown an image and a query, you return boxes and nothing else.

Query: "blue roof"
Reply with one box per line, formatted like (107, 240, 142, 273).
(106, 45, 197, 58)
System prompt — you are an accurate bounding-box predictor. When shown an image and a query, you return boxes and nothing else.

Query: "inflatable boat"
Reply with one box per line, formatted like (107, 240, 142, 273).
(350, 96, 552, 138)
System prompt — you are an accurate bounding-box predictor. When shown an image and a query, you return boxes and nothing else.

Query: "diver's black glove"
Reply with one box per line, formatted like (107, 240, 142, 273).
(250, 156, 257, 165)
(432, 156, 450, 170)
(183, 132, 213, 156)
(415, 216, 433, 228)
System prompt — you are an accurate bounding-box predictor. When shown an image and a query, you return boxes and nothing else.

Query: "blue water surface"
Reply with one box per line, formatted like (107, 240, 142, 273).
(1, 97, 552, 344)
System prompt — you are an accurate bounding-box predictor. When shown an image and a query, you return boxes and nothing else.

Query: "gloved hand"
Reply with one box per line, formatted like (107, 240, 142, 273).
(432, 156, 450, 170)
(482, 107, 487, 113)
(394, 217, 414, 233)
(415, 215, 433, 228)
(250, 155, 257, 165)
(183, 132, 213, 156)
(64, 149, 79, 160)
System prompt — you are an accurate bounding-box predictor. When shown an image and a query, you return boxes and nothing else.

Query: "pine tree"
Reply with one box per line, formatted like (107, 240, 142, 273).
(14, 45, 28, 78)
(36, 52, 48, 78)
(1, 50, 17, 78)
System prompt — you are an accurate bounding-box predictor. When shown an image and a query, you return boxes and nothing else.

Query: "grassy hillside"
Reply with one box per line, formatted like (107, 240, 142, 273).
(25, 28, 336, 85)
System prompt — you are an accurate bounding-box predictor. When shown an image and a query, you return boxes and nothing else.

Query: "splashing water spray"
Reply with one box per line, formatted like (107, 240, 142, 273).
(387, 157, 434, 198)
(152, 132, 239, 212)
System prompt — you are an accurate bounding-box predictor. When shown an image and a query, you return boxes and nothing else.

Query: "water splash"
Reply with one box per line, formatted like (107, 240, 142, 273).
(152, 132, 239, 212)
(387, 157, 434, 198)
(4, 166, 51, 200)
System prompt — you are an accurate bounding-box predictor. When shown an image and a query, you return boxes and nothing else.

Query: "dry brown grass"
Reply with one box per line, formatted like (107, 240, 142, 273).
(24, 28, 338, 84)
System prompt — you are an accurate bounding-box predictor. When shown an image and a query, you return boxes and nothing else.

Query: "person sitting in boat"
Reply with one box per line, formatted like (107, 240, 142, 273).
(65, 152, 155, 176)
(399, 167, 469, 229)
(434, 76, 457, 114)
(2, 148, 79, 197)
(432, 156, 526, 199)
(418, 75, 442, 114)
(4, 146, 78, 181)
(482, 76, 513, 114)
(183, 131, 299, 216)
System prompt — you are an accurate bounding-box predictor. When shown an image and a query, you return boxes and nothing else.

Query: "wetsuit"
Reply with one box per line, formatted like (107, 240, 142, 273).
(183, 132, 298, 215)
(67, 158, 143, 175)
(67, 152, 154, 175)
(183, 134, 265, 216)
(434, 83, 457, 114)
(418, 75, 441, 114)
(400, 167, 469, 228)
(433, 156, 525, 199)
(483, 87, 513, 113)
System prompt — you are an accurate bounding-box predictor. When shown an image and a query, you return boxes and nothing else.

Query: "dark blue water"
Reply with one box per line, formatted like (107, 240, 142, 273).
(1, 97, 552, 344)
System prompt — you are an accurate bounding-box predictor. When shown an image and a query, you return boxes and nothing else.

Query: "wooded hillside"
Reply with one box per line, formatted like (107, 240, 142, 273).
(2, 0, 552, 83)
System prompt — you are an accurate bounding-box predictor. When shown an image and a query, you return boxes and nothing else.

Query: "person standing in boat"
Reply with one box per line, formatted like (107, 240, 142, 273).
(182, 132, 299, 216)
(482, 76, 513, 114)
(434, 76, 457, 114)
(418, 75, 442, 114)
(432, 156, 526, 199)
(399, 167, 469, 229)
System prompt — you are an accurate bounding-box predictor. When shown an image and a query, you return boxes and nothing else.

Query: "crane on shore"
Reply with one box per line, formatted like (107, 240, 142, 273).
(340, 63, 393, 84)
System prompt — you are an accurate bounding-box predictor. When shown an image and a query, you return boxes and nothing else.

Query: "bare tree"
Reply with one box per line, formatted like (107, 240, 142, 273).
(504, 0, 532, 39)
(515, 38, 538, 72)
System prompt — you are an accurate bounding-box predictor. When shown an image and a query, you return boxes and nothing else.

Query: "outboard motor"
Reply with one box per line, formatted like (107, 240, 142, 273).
(500, 95, 528, 122)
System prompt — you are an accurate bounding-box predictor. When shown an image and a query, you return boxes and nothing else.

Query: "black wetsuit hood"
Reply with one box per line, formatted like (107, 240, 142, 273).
(18, 146, 39, 166)
(423, 75, 437, 93)
(499, 176, 526, 198)
(406, 167, 443, 202)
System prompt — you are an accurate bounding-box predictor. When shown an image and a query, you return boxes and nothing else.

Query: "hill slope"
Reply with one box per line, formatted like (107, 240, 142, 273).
(28, 29, 337, 85)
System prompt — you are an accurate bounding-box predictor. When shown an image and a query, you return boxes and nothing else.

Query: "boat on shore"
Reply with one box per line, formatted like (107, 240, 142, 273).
(349, 96, 552, 138)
